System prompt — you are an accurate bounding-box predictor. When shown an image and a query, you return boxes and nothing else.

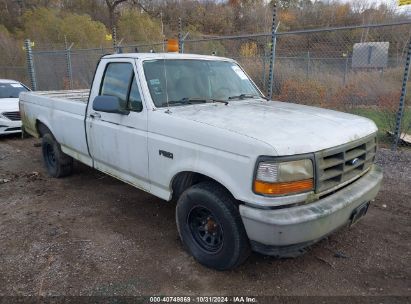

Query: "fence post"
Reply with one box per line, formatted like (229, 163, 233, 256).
(112, 26, 118, 53)
(267, 3, 277, 100)
(24, 39, 37, 91)
(343, 55, 349, 85)
(392, 37, 411, 150)
(178, 17, 183, 53)
(65, 36, 74, 90)
(262, 41, 267, 91)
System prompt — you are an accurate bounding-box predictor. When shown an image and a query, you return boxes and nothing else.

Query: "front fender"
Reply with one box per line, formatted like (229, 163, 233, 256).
(148, 138, 254, 201)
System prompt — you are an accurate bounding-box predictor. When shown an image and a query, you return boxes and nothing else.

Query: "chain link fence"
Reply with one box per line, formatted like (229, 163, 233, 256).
(182, 23, 411, 149)
(26, 42, 168, 90)
(3, 20, 411, 149)
(0, 66, 28, 85)
(276, 24, 411, 149)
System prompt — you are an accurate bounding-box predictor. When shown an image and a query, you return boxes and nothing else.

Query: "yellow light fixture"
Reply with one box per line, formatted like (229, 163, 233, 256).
(254, 179, 314, 195)
(167, 38, 179, 52)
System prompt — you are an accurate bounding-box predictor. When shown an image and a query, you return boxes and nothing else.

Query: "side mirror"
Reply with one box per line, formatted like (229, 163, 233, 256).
(92, 95, 129, 115)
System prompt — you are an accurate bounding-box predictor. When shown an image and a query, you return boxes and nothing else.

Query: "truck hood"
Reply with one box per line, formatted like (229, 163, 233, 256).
(0, 98, 19, 113)
(170, 100, 377, 155)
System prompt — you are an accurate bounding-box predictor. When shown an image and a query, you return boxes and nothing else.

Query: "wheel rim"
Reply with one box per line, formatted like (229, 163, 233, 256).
(44, 142, 56, 168)
(187, 206, 224, 253)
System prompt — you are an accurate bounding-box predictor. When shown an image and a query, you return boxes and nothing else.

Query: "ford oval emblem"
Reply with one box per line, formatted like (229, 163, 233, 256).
(350, 158, 360, 166)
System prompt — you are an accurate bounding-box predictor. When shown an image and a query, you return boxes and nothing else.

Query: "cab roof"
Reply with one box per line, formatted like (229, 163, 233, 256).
(102, 52, 235, 62)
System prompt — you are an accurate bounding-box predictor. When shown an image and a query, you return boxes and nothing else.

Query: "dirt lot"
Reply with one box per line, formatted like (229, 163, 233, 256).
(0, 135, 410, 297)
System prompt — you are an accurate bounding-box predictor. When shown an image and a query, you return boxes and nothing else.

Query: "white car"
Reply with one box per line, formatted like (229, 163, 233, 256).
(0, 79, 29, 135)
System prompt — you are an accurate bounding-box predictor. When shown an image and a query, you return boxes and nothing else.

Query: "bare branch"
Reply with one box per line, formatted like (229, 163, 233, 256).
(105, 0, 129, 10)
(130, 0, 161, 18)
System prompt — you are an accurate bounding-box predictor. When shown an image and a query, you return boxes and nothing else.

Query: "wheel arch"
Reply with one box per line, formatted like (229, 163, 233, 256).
(35, 119, 53, 137)
(170, 170, 238, 204)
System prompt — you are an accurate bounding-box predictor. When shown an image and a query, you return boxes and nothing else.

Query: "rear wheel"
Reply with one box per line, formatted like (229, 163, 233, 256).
(42, 133, 73, 178)
(176, 181, 251, 270)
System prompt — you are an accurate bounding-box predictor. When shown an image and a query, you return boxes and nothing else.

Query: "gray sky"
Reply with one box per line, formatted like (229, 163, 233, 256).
(335, 0, 410, 13)
(322, 0, 394, 4)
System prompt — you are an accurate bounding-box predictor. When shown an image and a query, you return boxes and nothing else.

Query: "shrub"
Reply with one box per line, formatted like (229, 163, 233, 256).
(276, 79, 326, 106)
(330, 83, 368, 110)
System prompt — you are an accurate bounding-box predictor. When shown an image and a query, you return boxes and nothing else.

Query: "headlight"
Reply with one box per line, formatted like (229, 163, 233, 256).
(254, 159, 314, 196)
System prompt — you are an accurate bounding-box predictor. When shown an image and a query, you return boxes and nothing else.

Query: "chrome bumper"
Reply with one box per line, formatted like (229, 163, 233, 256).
(240, 165, 383, 248)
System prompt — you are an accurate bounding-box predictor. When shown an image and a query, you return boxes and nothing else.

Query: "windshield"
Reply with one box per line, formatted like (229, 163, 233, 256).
(143, 59, 262, 107)
(0, 83, 28, 99)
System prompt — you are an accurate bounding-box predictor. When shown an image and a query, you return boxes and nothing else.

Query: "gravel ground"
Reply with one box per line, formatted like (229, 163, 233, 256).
(0, 135, 410, 297)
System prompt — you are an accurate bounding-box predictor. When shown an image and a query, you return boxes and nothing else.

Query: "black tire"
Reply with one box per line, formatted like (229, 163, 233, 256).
(41, 133, 73, 178)
(176, 181, 251, 270)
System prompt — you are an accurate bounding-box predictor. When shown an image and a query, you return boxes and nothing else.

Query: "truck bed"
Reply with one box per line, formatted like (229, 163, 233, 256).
(25, 89, 90, 103)
(20, 90, 89, 116)
(20, 89, 92, 166)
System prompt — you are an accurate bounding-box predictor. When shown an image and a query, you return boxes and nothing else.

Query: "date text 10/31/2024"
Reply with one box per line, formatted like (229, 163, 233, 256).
(149, 296, 257, 303)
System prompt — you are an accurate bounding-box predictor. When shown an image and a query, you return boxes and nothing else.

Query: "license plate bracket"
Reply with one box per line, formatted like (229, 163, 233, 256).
(350, 201, 370, 226)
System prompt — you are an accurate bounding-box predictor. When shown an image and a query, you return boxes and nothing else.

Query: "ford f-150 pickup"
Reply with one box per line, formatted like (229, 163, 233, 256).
(20, 53, 383, 270)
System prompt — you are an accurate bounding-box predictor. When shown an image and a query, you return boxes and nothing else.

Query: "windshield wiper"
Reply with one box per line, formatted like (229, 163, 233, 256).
(228, 94, 257, 100)
(210, 99, 229, 105)
(167, 97, 208, 105)
(168, 97, 230, 106)
(228, 94, 269, 101)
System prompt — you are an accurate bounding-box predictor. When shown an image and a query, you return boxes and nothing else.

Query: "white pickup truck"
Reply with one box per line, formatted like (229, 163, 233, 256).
(20, 53, 383, 270)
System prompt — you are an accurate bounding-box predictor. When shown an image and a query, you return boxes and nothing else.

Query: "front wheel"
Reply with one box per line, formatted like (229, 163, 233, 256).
(176, 182, 251, 270)
(42, 133, 73, 178)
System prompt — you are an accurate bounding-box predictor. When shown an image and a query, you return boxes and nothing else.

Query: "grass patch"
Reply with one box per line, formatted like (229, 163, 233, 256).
(349, 107, 411, 147)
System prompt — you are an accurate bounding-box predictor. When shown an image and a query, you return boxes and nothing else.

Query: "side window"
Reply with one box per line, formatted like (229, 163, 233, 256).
(100, 63, 134, 109)
(128, 75, 143, 112)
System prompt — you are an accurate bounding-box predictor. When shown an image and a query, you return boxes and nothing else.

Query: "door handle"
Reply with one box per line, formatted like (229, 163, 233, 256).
(90, 112, 101, 119)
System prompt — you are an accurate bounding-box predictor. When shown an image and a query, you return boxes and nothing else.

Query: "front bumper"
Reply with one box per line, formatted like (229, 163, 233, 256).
(0, 118, 22, 135)
(239, 165, 383, 253)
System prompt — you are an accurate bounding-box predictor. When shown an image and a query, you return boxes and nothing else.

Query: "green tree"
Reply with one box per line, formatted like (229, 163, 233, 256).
(0, 25, 24, 66)
(117, 9, 163, 44)
(21, 7, 61, 44)
(60, 14, 109, 46)
(61, 0, 109, 27)
(21, 8, 110, 47)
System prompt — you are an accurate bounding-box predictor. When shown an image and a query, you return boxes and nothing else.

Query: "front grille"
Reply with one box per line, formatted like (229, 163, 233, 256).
(315, 134, 377, 193)
(2, 111, 21, 121)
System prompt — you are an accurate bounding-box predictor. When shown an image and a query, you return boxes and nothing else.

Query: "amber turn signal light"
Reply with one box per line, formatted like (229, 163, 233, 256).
(254, 179, 314, 195)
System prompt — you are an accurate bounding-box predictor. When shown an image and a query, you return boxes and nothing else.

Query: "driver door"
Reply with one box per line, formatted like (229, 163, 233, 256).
(86, 59, 149, 191)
